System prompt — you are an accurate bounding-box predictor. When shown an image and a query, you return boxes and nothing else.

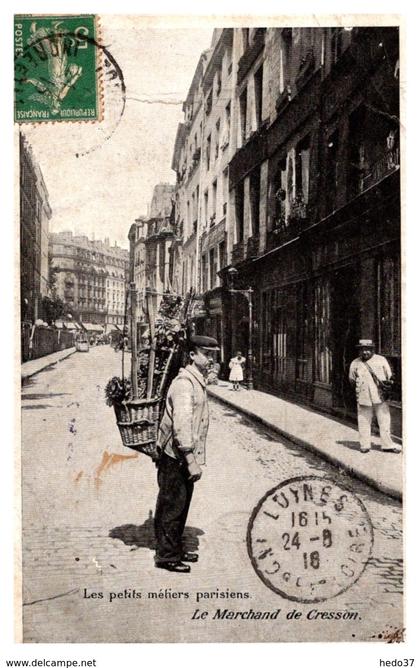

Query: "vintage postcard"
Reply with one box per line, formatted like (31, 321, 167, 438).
(16, 14, 405, 647)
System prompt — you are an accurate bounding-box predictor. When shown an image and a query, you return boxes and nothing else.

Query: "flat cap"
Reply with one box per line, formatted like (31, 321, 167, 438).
(189, 334, 220, 350)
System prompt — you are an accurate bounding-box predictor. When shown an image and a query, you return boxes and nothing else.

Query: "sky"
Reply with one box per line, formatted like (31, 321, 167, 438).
(23, 17, 214, 248)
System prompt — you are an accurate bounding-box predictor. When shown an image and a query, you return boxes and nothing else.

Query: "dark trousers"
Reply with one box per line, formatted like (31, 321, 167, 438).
(154, 452, 194, 563)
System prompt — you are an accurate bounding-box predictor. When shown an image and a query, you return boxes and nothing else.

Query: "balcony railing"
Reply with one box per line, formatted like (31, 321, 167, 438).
(361, 148, 400, 192)
(266, 203, 306, 252)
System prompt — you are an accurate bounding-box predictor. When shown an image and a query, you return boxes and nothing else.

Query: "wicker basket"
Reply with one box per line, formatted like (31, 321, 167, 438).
(114, 396, 161, 458)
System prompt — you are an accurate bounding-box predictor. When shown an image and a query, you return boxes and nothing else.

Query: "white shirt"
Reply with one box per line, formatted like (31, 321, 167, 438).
(349, 354, 392, 406)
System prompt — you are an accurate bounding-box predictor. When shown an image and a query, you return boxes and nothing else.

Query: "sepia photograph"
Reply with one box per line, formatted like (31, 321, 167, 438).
(14, 13, 405, 647)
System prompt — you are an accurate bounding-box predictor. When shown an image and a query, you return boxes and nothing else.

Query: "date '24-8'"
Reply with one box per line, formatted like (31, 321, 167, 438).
(282, 511, 334, 570)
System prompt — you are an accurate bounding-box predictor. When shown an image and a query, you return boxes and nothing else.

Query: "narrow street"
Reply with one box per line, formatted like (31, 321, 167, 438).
(21, 346, 403, 643)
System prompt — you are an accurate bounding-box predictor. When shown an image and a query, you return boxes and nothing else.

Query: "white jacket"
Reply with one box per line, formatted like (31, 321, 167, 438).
(349, 354, 392, 406)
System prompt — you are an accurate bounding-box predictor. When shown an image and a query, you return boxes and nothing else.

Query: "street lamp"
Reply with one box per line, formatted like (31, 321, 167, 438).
(227, 266, 254, 391)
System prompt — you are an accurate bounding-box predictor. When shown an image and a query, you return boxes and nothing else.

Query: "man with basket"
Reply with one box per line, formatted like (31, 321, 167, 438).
(349, 338, 401, 454)
(154, 334, 220, 573)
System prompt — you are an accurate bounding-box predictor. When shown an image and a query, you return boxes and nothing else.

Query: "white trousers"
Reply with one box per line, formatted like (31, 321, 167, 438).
(357, 402, 395, 450)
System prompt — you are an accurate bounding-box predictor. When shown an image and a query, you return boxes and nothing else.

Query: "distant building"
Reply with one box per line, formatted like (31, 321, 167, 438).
(20, 133, 52, 322)
(172, 49, 211, 296)
(49, 231, 129, 332)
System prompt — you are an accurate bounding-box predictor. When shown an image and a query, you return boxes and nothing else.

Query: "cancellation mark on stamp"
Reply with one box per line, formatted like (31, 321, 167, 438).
(247, 475, 374, 603)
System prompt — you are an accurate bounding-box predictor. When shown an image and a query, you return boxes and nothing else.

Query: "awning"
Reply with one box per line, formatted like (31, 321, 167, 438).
(105, 323, 122, 334)
(54, 320, 64, 329)
(81, 323, 104, 333)
(64, 322, 77, 330)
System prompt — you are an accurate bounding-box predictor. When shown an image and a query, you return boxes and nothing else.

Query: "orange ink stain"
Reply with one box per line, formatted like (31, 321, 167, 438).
(94, 450, 138, 489)
(74, 471, 84, 483)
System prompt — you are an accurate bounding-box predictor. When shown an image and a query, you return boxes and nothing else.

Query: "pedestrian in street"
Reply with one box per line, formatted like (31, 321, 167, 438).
(229, 351, 246, 390)
(154, 334, 220, 573)
(349, 339, 401, 454)
(206, 358, 220, 385)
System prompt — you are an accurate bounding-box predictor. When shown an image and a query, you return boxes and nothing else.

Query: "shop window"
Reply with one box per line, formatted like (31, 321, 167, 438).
(314, 277, 332, 385)
(273, 305, 287, 379)
(377, 255, 401, 357)
(296, 283, 309, 381)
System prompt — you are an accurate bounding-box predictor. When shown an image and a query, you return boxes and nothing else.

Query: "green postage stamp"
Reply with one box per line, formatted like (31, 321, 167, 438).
(14, 15, 100, 122)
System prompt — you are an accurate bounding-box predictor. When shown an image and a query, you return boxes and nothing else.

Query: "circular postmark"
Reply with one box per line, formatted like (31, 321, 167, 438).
(247, 475, 374, 603)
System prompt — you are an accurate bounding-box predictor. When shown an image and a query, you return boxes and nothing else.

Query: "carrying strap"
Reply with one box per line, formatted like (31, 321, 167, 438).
(362, 360, 381, 387)
(158, 374, 196, 451)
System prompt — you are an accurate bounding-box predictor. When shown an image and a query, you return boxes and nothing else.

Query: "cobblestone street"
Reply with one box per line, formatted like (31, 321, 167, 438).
(21, 346, 403, 643)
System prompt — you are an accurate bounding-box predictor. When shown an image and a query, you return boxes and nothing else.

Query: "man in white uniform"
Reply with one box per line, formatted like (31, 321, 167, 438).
(349, 339, 401, 454)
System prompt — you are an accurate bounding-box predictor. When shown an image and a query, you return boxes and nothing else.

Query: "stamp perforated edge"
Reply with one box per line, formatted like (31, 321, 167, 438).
(14, 14, 104, 125)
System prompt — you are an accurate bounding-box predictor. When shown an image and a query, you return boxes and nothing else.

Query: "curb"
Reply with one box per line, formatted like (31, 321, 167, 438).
(208, 388, 402, 502)
(21, 348, 77, 381)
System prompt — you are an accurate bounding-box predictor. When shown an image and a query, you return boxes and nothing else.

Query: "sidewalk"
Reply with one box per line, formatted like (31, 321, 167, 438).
(21, 347, 76, 381)
(207, 383, 403, 500)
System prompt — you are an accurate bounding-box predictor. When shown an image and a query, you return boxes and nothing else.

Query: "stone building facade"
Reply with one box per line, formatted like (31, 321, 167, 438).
(224, 27, 401, 434)
(49, 231, 129, 331)
(20, 133, 52, 322)
(169, 26, 401, 436)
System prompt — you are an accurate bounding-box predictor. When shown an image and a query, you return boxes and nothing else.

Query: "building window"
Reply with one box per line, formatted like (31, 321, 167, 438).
(212, 179, 218, 224)
(326, 130, 339, 211)
(222, 103, 231, 150)
(273, 157, 287, 227)
(215, 119, 220, 159)
(205, 89, 213, 116)
(331, 28, 344, 64)
(206, 134, 211, 170)
(215, 69, 222, 97)
(218, 239, 226, 271)
(250, 167, 261, 236)
(254, 65, 264, 129)
(204, 190, 209, 227)
(209, 248, 217, 288)
(202, 254, 208, 293)
(235, 181, 245, 243)
(280, 29, 292, 93)
(239, 87, 248, 145)
(223, 168, 229, 216)
(314, 277, 332, 385)
(295, 135, 311, 203)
